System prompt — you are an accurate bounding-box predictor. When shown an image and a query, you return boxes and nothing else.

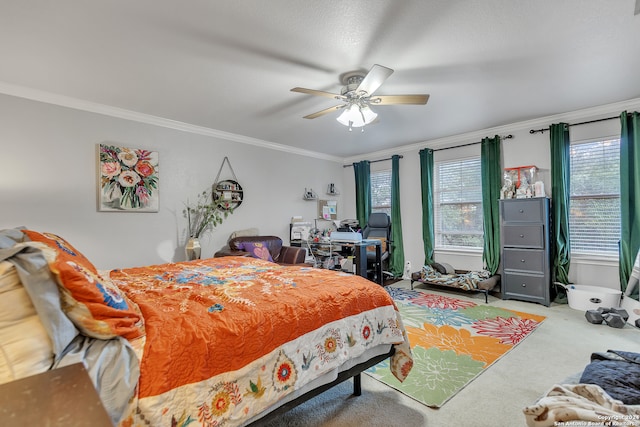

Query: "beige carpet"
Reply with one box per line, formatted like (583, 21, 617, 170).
(264, 280, 640, 427)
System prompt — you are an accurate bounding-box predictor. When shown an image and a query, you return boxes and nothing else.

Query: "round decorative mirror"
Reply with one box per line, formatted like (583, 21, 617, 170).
(213, 179, 243, 210)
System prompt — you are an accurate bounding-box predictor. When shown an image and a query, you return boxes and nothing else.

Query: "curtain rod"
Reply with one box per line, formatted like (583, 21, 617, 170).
(342, 155, 403, 168)
(431, 134, 513, 152)
(529, 115, 618, 134)
(343, 133, 515, 166)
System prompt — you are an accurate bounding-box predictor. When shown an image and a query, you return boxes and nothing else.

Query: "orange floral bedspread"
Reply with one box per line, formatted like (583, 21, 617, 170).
(109, 256, 412, 426)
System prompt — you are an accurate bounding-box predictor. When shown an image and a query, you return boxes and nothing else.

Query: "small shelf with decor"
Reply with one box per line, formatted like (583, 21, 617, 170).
(212, 157, 243, 210)
(213, 179, 243, 210)
(303, 188, 318, 200)
(326, 183, 340, 196)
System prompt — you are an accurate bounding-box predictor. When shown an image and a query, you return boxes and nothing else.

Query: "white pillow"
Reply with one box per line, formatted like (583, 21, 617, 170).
(228, 227, 259, 241)
(0, 261, 54, 384)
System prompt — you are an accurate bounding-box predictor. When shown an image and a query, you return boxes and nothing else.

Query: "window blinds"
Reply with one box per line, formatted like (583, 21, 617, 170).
(569, 139, 621, 254)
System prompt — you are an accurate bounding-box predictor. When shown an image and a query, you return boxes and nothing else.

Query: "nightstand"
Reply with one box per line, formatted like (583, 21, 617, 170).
(0, 363, 113, 426)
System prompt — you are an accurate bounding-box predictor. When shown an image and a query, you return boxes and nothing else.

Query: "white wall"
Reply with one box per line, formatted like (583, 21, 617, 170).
(4, 91, 640, 289)
(0, 93, 344, 269)
(342, 98, 640, 290)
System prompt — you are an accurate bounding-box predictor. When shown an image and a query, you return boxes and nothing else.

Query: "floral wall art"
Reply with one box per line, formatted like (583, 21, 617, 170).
(98, 143, 159, 212)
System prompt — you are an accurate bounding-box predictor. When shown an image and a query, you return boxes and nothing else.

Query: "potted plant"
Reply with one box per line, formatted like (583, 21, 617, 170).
(183, 190, 232, 260)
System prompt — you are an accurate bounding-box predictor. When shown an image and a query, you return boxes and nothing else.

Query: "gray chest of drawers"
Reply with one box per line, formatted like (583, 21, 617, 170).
(500, 198, 552, 306)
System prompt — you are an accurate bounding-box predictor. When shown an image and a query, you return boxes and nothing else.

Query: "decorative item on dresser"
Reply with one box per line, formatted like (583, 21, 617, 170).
(499, 198, 554, 306)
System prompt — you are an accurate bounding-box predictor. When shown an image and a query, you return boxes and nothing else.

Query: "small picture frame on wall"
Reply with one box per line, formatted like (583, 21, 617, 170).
(97, 143, 159, 212)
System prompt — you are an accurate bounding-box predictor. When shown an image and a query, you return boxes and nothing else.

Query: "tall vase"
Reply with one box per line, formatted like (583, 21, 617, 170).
(185, 237, 201, 261)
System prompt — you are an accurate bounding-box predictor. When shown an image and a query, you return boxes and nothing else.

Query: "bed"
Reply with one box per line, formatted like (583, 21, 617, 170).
(0, 228, 413, 426)
(410, 264, 500, 303)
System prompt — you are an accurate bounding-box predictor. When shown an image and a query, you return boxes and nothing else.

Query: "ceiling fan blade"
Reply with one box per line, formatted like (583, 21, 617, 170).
(372, 94, 430, 105)
(291, 87, 343, 100)
(356, 64, 394, 95)
(303, 104, 346, 119)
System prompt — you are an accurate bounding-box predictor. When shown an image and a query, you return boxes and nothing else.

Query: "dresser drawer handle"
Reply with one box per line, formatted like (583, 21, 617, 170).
(519, 209, 524, 213)
(519, 234, 524, 238)
(520, 259, 525, 263)
(521, 283, 527, 287)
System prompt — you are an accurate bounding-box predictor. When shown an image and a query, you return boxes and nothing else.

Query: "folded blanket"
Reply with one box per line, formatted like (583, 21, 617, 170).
(523, 383, 640, 427)
(580, 350, 640, 404)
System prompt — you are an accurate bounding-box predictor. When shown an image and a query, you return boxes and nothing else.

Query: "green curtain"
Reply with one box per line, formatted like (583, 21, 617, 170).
(619, 111, 640, 297)
(480, 136, 502, 274)
(419, 148, 435, 265)
(353, 160, 371, 230)
(389, 155, 405, 277)
(550, 123, 571, 284)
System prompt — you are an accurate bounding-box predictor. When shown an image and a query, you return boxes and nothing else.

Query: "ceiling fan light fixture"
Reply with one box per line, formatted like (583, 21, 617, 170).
(336, 104, 377, 129)
(292, 64, 429, 128)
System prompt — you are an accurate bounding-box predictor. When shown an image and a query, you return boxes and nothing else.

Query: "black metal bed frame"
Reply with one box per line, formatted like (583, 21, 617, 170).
(246, 347, 395, 426)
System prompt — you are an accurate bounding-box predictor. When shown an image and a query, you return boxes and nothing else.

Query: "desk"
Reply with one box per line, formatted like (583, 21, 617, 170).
(296, 239, 333, 267)
(345, 239, 383, 286)
(292, 239, 383, 285)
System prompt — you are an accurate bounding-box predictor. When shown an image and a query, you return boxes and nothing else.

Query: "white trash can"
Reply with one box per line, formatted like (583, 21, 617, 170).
(564, 284, 622, 311)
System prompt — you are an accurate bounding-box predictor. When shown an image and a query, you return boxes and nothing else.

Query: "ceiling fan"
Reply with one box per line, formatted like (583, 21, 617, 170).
(291, 64, 429, 131)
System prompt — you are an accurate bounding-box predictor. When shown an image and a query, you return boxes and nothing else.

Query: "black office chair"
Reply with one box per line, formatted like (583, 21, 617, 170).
(362, 212, 393, 282)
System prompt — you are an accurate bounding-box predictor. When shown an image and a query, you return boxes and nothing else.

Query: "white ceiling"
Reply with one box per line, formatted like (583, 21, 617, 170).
(1, 0, 639, 159)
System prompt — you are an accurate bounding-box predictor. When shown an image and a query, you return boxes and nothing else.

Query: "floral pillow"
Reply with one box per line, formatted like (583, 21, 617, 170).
(237, 241, 274, 262)
(22, 230, 145, 341)
(23, 230, 99, 274)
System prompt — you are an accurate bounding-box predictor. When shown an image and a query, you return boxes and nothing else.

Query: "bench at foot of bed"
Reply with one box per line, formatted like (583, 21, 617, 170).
(410, 269, 500, 303)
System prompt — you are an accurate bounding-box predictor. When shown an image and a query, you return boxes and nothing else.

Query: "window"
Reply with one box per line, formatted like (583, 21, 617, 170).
(434, 157, 483, 249)
(569, 138, 620, 255)
(370, 169, 392, 217)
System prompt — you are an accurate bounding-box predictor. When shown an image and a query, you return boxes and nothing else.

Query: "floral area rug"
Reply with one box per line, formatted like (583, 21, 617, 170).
(366, 287, 546, 408)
